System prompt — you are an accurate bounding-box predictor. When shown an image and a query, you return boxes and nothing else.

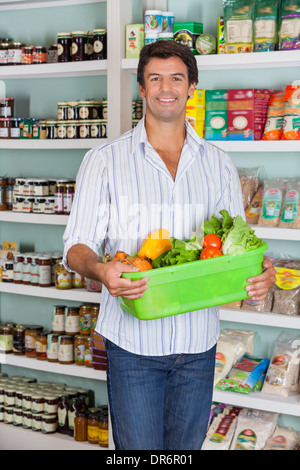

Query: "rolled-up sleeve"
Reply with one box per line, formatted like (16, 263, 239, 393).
(63, 146, 110, 270)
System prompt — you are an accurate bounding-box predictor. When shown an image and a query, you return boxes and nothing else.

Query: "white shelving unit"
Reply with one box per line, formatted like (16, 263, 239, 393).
(0, 0, 299, 450)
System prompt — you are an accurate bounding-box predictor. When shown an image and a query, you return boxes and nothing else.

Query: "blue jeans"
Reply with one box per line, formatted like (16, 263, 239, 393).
(104, 338, 216, 450)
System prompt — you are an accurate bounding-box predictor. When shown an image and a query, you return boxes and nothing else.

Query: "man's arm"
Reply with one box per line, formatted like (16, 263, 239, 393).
(67, 244, 149, 300)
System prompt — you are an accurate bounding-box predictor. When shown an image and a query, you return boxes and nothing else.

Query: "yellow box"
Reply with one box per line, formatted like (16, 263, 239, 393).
(186, 90, 205, 138)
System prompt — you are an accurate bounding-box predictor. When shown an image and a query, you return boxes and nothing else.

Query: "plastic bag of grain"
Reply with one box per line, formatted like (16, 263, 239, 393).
(264, 426, 299, 450)
(262, 332, 300, 397)
(242, 285, 274, 312)
(245, 185, 264, 225)
(279, 179, 300, 229)
(258, 179, 286, 226)
(230, 409, 278, 450)
(272, 259, 300, 316)
(238, 167, 261, 210)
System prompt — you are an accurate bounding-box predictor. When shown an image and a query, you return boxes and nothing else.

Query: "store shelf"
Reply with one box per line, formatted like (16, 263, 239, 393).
(209, 140, 300, 153)
(0, 212, 69, 225)
(0, 138, 106, 149)
(0, 353, 106, 380)
(122, 50, 300, 72)
(0, 283, 101, 302)
(0, 0, 106, 10)
(219, 308, 300, 330)
(0, 60, 107, 79)
(0, 423, 104, 450)
(212, 390, 300, 417)
(250, 226, 300, 242)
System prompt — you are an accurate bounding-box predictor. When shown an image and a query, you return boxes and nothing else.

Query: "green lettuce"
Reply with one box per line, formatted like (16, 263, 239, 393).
(151, 235, 202, 268)
(221, 215, 264, 255)
(202, 209, 234, 238)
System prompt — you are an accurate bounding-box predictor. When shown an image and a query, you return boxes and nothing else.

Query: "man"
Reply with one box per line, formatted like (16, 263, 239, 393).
(63, 41, 276, 450)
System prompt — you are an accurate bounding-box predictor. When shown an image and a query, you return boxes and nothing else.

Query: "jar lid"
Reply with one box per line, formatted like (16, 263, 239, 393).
(57, 102, 70, 106)
(44, 394, 59, 399)
(25, 325, 43, 331)
(57, 32, 72, 37)
(71, 31, 88, 35)
(31, 393, 44, 399)
(38, 255, 52, 260)
(93, 29, 106, 33)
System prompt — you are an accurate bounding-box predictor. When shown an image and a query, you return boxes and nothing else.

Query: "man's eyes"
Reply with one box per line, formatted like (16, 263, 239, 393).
(150, 76, 183, 82)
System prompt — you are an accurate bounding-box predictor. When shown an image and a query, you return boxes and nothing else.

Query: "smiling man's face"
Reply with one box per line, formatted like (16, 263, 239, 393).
(138, 56, 196, 124)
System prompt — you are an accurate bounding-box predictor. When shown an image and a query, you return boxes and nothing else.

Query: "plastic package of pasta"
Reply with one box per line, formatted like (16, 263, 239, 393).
(262, 91, 285, 140)
(282, 84, 300, 140)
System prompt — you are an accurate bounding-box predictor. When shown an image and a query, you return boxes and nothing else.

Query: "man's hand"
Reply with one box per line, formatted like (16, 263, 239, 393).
(245, 256, 276, 301)
(99, 261, 149, 300)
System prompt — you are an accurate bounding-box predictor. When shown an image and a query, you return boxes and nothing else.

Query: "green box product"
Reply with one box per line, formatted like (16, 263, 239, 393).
(173, 22, 203, 54)
(205, 90, 228, 140)
(125, 24, 145, 59)
(119, 242, 268, 321)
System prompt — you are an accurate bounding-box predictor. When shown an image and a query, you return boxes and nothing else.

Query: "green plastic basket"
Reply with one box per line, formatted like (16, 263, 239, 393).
(118, 242, 268, 321)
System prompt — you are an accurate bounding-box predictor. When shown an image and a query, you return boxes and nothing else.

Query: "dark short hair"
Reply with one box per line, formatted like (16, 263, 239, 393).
(137, 40, 199, 88)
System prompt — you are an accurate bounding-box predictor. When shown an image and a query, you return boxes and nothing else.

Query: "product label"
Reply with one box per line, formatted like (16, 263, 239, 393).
(227, 20, 253, 43)
(58, 408, 67, 426)
(262, 189, 282, 219)
(75, 344, 85, 363)
(65, 313, 79, 333)
(58, 342, 74, 362)
(42, 420, 57, 433)
(39, 265, 51, 285)
(274, 267, 300, 290)
(94, 40, 103, 53)
(234, 429, 257, 450)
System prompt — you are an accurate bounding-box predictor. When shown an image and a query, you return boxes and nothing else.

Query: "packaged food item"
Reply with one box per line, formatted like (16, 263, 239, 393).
(217, 16, 226, 53)
(262, 91, 285, 140)
(254, 0, 279, 51)
(214, 329, 255, 386)
(262, 332, 300, 397)
(215, 353, 270, 394)
(162, 12, 175, 33)
(227, 89, 254, 141)
(144, 10, 163, 34)
(282, 84, 300, 140)
(125, 25, 145, 59)
(258, 179, 286, 226)
(279, 0, 300, 50)
(279, 179, 300, 228)
(238, 167, 261, 210)
(272, 261, 300, 315)
(205, 90, 228, 140)
(186, 90, 205, 138)
(173, 22, 203, 54)
(202, 406, 242, 450)
(230, 409, 278, 450)
(223, 0, 255, 53)
(245, 186, 264, 225)
(254, 89, 272, 140)
(264, 426, 299, 450)
(195, 34, 217, 54)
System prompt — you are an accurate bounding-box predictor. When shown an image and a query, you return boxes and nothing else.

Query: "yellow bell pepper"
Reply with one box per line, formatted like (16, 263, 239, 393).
(138, 229, 172, 262)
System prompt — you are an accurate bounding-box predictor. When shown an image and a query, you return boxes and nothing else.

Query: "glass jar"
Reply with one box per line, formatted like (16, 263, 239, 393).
(91, 305, 99, 333)
(25, 326, 44, 358)
(4, 385, 15, 407)
(57, 102, 69, 121)
(98, 412, 109, 447)
(44, 394, 59, 415)
(13, 326, 26, 355)
(5, 176, 15, 209)
(55, 261, 72, 289)
(67, 101, 79, 120)
(57, 394, 69, 434)
(51, 254, 62, 285)
(74, 335, 86, 366)
(47, 333, 59, 363)
(2, 260, 14, 282)
(0, 42, 9, 66)
(13, 253, 24, 284)
(30, 255, 40, 285)
(41, 413, 57, 434)
(52, 305, 66, 334)
(85, 335, 93, 368)
(31, 393, 44, 414)
(47, 43, 58, 63)
(0, 97, 14, 118)
(38, 256, 52, 287)
(87, 413, 100, 444)
(22, 46, 34, 65)
(74, 411, 88, 441)
(44, 196, 55, 214)
(32, 413, 43, 431)
(58, 335, 74, 364)
(33, 46, 47, 64)
(57, 32, 72, 62)
(0, 326, 13, 354)
(10, 118, 20, 139)
(22, 390, 32, 411)
(54, 183, 65, 214)
(22, 254, 32, 285)
(0, 177, 7, 211)
(67, 120, 80, 139)
(86, 32, 94, 59)
(65, 306, 80, 335)
(0, 117, 11, 138)
(13, 407, 23, 426)
(57, 121, 68, 139)
(71, 271, 84, 289)
(33, 179, 49, 196)
(79, 305, 91, 335)
(4, 406, 14, 424)
(45, 120, 57, 139)
(63, 183, 74, 214)
(36, 332, 48, 360)
(8, 42, 24, 65)
(93, 29, 107, 60)
(71, 31, 87, 61)
(23, 410, 32, 429)
(78, 100, 93, 120)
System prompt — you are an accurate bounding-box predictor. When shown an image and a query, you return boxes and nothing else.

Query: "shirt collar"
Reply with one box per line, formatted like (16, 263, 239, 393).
(132, 115, 205, 156)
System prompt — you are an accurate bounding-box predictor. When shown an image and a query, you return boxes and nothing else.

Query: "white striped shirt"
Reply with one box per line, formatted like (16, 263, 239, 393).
(63, 117, 245, 356)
